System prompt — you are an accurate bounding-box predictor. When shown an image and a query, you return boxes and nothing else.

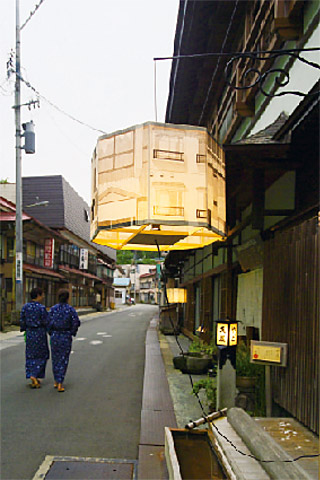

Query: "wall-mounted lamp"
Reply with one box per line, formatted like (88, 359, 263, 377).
(166, 288, 187, 304)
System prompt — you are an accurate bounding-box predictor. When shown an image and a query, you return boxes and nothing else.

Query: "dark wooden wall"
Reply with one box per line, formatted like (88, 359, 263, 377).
(185, 285, 195, 334)
(262, 216, 319, 434)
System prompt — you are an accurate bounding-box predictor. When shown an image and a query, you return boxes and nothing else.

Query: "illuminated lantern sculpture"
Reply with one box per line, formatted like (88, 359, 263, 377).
(91, 122, 226, 251)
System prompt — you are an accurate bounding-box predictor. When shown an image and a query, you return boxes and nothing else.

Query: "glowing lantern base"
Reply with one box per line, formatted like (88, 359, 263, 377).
(91, 122, 226, 251)
(92, 224, 224, 251)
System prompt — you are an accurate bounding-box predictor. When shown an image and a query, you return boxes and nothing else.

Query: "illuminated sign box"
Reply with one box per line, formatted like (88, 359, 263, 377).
(250, 341, 288, 367)
(166, 288, 187, 304)
(216, 319, 238, 347)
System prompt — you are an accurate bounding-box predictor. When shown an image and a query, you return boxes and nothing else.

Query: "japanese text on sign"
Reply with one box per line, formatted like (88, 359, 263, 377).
(79, 249, 88, 270)
(252, 344, 281, 363)
(16, 252, 22, 282)
(44, 238, 55, 268)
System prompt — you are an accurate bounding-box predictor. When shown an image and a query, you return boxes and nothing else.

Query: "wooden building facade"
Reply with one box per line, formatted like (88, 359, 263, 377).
(165, 0, 319, 433)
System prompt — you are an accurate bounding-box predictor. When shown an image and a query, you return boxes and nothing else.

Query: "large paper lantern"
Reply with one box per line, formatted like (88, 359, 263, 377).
(91, 122, 226, 251)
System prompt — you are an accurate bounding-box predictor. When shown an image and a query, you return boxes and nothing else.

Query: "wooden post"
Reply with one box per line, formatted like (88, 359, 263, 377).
(265, 365, 272, 417)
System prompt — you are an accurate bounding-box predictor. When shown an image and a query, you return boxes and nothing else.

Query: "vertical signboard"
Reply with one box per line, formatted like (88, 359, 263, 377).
(44, 238, 55, 268)
(16, 252, 23, 282)
(79, 249, 88, 270)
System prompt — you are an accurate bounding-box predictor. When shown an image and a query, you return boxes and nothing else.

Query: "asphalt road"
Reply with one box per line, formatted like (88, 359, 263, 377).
(0, 304, 158, 480)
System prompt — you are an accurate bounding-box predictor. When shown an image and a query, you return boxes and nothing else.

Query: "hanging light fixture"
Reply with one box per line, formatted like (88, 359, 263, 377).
(91, 122, 226, 251)
(166, 287, 187, 304)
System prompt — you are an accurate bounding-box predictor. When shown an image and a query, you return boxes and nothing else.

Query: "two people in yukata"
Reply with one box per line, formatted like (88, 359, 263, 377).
(20, 287, 80, 392)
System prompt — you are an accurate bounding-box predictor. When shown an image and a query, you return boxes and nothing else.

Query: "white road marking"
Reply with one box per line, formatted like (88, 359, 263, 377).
(102, 335, 112, 338)
(97, 332, 107, 335)
(75, 337, 86, 341)
(90, 340, 103, 345)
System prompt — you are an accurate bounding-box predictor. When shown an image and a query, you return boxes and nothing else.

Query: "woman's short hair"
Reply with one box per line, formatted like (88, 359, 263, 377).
(58, 288, 69, 303)
(30, 287, 43, 300)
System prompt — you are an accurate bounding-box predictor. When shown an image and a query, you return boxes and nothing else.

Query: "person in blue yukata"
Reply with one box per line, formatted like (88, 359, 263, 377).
(48, 289, 80, 392)
(20, 287, 49, 389)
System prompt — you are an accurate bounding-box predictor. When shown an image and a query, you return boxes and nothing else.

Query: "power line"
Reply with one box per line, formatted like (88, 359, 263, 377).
(154, 47, 320, 62)
(20, 0, 47, 31)
(154, 60, 158, 122)
(8, 67, 107, 135)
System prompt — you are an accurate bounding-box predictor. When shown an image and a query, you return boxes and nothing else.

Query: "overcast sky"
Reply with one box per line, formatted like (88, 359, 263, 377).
(0, 0, 179, 203)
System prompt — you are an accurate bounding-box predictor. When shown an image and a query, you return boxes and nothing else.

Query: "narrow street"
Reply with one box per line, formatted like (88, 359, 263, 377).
(0, 304, 158, 480)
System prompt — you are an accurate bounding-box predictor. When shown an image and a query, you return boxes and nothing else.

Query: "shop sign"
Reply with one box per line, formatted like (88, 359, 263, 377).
(44, 238, 55, 268)
(16, 252, 23, 282)
(79, 249, 88, 270)
(251, 341, 288, 367)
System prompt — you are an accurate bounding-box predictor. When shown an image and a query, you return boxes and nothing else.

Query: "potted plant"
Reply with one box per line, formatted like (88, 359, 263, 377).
(192, 375, 217, 412)
(236, 341, 257, 389)
(173, 338, 218, 374)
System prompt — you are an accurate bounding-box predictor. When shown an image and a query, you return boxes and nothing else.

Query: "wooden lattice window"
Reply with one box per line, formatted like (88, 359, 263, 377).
(153, 149, 184, 162)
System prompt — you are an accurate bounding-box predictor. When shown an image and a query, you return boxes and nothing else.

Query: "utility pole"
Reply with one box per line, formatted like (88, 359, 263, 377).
(15, 0, 23, 313)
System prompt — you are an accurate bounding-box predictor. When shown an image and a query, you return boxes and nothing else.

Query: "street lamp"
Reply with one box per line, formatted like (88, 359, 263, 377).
(214, 317, 239, 409)
(215, 318, 238, 347)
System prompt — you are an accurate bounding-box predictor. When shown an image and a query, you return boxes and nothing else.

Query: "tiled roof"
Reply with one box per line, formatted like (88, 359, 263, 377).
(233, 112, 289, 145)
(22, 175, 116, 262)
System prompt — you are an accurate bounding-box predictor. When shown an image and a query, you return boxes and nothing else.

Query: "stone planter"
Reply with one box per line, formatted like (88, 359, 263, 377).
(173, 353, 212, 374)
(236, 376, 256, 391)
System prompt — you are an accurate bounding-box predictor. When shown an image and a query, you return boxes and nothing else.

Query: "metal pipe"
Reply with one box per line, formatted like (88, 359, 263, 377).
(185, 408, 228, 430)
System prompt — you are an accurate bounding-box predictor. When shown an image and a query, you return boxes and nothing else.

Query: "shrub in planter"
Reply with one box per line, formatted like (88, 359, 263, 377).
(192, 376, 217, 412)
(189, 338, 218, 361)
(236, 341, 266, 416)
(236, 341, 257, 379)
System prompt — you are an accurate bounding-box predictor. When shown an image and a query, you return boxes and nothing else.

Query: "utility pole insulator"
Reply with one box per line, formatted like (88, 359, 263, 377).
(22, 120, 35, 154)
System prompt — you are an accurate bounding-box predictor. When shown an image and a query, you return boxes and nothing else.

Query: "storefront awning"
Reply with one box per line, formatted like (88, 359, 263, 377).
(58, 265, 102, 282)
(24, 263, 65, 279)
(0, 212, 30, 221)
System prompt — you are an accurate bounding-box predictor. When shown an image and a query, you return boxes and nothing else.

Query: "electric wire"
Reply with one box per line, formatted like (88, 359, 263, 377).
(20, 0, 47, 31)
(154, 47, 320, 62)
(154, 61, 158, 122)
(8, 67, 107, 135)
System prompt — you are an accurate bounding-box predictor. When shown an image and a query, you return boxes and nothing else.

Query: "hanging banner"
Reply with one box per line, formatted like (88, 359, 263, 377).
(79, 248, 88, 270)
(44, 238, 55, 268)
